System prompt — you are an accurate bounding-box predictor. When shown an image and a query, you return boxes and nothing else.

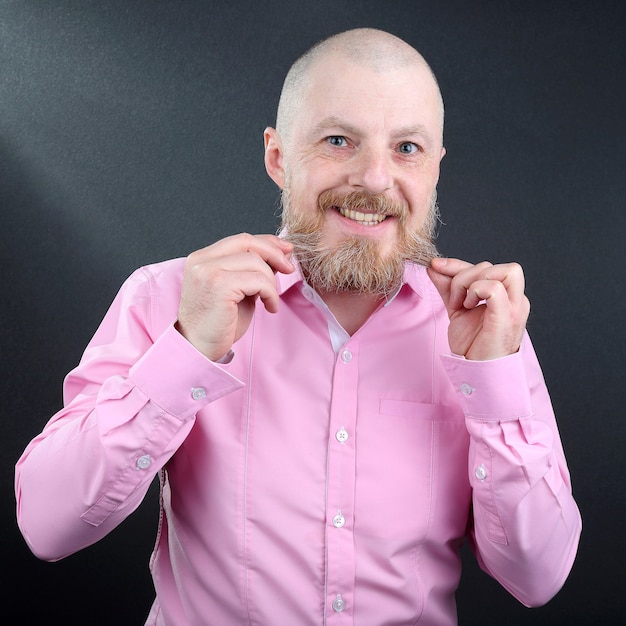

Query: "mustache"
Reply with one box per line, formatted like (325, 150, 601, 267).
(317, 189, 409, 219)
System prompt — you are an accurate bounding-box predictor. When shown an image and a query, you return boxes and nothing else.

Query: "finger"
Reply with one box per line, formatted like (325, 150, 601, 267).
(183, 252, 274, 300)
(429, 258, 492, 312)
(239, 259, 283, 312)
(463, 262, 526, 309)
(228, 233, 295, 274)
(429, 257, 475, 277)
(443, 261, 526, 312)
(461, 273, 530, 339)
(427, 258, 476, 314)
(426, 266, 453, 313)
(251, 234, 295, 272)
(207, 252, 282, 307)
(212, 250, 286, 277)
(196, 263, 280, 317)
(483, 262, 526, 307)
(462, 278, 510, 314)
(192, 233, 295, 274)
(447, 261, 494, 311)
(181, 248, 282, 323)
(223, 269, 282, 314)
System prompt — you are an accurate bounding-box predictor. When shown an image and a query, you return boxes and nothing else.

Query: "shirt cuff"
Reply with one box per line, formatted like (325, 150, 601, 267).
(441, 339, 534, 421)
(129, 324, 245, 419)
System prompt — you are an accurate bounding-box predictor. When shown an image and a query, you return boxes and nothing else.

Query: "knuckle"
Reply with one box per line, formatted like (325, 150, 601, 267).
(185, 248, 203, 266)
(186, 256, 207, 276)
(185, 257, 221, 288)
(238, 232, 254, 247)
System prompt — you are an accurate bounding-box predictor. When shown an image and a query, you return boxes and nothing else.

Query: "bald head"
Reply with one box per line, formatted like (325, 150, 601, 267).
(275, 28, 444, 144)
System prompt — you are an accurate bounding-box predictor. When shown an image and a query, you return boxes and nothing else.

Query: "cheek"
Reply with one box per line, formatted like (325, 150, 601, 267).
(288, 176, 331, 215)
(295, 158, 345, 193)
(406, 185, 437, 225)
(288, 187, 320, 217)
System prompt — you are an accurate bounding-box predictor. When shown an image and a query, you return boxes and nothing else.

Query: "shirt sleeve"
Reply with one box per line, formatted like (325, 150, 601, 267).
(15, 265, 244, 561)
(441, 334, 582, 607)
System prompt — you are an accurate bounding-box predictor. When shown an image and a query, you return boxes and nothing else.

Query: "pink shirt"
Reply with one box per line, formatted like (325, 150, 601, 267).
(15, 258, 581, 625)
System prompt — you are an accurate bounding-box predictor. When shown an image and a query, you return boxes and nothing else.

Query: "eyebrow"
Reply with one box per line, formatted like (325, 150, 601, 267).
(391, 124, 432, 140)
(311, 116, 434, 145)
(311, 116, 361, 138)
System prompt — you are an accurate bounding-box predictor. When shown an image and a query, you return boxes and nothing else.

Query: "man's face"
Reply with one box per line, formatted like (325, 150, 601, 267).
(266, 53, 445, 293)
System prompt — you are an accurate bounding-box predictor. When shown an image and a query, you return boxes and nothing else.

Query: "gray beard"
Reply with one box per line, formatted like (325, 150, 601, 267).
(280, 189, 441, 296)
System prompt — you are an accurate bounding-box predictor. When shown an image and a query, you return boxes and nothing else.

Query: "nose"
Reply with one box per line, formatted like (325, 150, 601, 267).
(348, 145, 394, 194)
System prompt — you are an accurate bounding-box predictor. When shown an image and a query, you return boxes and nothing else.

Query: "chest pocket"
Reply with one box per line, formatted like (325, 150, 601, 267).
(355, 399, 467, 541)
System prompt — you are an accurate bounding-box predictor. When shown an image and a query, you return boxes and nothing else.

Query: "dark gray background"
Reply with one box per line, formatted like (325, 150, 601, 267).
(2, 1, 624, 624)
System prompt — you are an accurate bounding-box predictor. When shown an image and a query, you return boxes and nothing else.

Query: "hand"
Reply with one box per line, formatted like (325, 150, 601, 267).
(427, 258, 530, 361)
(176, 233, 294, 361)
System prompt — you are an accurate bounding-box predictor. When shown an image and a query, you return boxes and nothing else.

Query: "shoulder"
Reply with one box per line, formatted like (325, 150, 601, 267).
(124, 257, 186, 294)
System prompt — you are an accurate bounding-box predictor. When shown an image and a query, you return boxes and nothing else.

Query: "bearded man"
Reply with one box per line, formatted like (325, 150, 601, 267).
(16, 28, 581, 625)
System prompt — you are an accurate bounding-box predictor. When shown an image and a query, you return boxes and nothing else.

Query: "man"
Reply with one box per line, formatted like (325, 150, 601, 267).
(16, 28, 581, 625)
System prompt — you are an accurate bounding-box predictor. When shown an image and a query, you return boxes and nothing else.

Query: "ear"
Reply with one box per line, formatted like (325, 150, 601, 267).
(432, 146, 446, 186)
(264, 127, 286, 189)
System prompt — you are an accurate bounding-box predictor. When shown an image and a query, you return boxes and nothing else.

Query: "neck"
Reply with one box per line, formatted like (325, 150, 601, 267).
(316, 289, 385, 336)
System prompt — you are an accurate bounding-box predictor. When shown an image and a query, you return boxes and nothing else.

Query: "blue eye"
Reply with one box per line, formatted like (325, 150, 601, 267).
(327, 136, 348, 147)
(398, 142, 419, 154)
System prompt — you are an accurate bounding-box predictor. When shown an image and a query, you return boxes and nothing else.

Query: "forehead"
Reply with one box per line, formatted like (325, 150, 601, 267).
(295, 53, 443, 141)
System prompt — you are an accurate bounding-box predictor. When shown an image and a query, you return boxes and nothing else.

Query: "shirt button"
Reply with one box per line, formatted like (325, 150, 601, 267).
(460, 383, 474, 396)
(136, 455, 152, 470)
(191, 387, 207, 400)
(335, 427, 349, 443)
(332, 594, 346, 613)
(333, 512, 346, 528)
(341, 349, 353, 363)
(475, 464, 487, 481)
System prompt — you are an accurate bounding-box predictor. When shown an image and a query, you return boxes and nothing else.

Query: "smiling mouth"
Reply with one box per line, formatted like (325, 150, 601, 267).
(337, 206, 388, 226)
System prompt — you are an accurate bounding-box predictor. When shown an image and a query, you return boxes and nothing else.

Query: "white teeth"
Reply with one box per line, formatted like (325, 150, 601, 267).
(338, 207, 387, 226)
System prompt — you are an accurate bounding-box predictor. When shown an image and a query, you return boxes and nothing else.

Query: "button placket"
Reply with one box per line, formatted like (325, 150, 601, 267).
(326, 340, 359, 620)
